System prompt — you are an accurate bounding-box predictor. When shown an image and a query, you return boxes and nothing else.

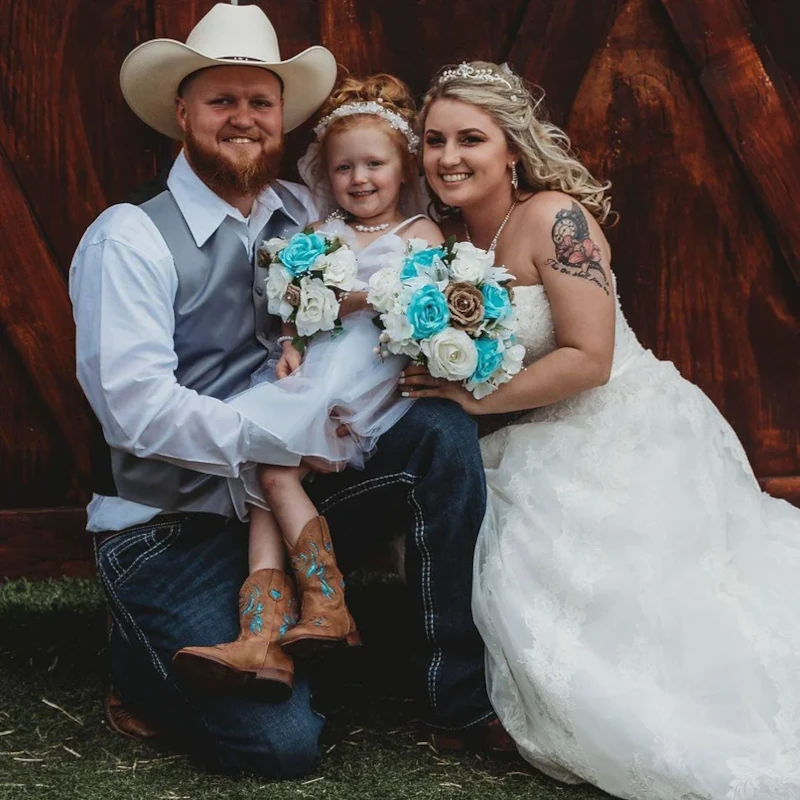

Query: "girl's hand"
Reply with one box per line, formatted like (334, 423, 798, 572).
(399, 364, 481, 415)
(339, 291, 369, 318)
(276, 343, 303, 379)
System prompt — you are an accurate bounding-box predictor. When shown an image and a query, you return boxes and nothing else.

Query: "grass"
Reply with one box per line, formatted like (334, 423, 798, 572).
(0, 575, 610, 800)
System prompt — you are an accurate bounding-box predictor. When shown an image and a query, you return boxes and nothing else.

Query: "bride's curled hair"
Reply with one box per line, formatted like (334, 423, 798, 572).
(421, 61, 613, 224)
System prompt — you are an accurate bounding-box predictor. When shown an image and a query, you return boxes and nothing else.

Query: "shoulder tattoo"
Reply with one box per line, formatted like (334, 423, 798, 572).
(545, 202, 610, 295)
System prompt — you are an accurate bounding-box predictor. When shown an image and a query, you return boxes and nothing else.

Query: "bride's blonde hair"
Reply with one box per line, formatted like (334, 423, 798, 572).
(420, 61, 613, 224)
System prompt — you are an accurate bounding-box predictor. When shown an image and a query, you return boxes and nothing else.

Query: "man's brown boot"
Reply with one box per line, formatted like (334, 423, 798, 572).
(104, 687, 162, 740)
(280, 516, 361, 659)
(172, 568, 298, 703)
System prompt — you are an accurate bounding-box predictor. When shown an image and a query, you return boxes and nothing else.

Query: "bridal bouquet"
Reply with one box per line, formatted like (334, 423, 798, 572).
(368, 238, 525, 398)
(258, 231, 363, 338)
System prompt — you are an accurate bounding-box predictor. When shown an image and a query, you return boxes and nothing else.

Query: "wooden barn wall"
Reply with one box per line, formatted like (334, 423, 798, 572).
(0, 0, 797, 577)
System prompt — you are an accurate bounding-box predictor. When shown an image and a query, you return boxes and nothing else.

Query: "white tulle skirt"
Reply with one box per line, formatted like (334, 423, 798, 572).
(226, 311, 412, 516)
(473, 351, 800, 799)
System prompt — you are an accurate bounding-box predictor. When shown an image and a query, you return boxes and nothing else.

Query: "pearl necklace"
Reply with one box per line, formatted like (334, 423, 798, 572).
(465, 198, 518, 251)
(353, 221, 390, 233)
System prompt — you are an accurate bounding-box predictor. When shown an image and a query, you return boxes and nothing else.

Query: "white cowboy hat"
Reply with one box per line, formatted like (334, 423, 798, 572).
(120, 2, 337, 139)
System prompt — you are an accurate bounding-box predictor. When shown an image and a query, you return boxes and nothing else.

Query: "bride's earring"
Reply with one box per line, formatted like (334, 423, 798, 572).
(511, 162, 519, 191)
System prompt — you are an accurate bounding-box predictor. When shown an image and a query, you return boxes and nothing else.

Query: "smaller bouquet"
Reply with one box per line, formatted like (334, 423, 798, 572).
(368, 238, 525, 399)
(258, 230, 363, 338)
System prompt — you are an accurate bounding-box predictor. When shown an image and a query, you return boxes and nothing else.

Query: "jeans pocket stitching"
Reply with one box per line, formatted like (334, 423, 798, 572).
(106, 531, 153, 580)
(318, 471, 419, 512)
(99, 559, 171, 680)
(116, 526, 181, 590)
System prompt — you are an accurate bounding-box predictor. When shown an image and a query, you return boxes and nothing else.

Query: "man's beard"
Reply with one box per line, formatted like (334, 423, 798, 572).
(184, 122, 283, 198)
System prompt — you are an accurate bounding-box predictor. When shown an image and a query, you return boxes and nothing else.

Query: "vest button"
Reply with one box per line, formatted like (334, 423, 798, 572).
(254, 285, 264, 296)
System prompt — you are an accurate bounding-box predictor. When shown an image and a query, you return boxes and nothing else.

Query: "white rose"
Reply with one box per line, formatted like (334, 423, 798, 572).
(318, 247, 359, 290)
(265, 264, 294, 319)
(295, 276, 340, 337)
(450, 242, 495, 284)
(421, 328, 478, 381)
(368, 267, 402, 313)
(263, 237, 286, 258)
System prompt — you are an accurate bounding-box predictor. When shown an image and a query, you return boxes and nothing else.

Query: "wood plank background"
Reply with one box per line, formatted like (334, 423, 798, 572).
(0, 0, 797, 578)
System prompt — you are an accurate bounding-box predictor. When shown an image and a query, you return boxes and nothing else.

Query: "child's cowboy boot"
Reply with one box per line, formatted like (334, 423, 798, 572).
(281, 516, 361, 658)
(172, 568, 298, 703)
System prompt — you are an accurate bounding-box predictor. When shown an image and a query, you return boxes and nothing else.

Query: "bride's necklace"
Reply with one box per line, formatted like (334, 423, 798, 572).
(465, 198, 518, 251)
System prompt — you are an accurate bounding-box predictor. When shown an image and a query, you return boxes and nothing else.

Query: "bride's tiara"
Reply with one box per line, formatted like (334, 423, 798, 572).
(313, 101, 420, 153)
(437, 62, 515, 91)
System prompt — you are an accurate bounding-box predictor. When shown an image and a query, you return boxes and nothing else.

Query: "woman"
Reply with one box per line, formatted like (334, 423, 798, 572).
(401, 60, 800, 799)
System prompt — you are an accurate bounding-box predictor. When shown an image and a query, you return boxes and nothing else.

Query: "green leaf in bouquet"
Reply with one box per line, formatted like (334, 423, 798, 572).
(301, 226, 315, 235)
(371, 315, 386, 330)
(330, 321, 345, 339)
(325, 239, 343, 255)
(291, 335, 306, 353)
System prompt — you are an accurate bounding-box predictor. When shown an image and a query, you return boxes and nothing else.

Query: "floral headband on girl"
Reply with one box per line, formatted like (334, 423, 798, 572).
(312, 100, 420, 154)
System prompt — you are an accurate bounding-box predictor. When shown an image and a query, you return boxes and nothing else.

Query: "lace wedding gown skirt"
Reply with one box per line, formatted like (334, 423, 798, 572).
(473, 284, 800, 799)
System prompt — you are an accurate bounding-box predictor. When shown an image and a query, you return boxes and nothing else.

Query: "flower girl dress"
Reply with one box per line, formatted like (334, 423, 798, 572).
(226, 217, 427, 515)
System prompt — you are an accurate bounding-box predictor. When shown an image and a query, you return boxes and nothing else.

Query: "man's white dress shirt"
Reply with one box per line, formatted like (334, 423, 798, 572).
(69, 151, 317, 531)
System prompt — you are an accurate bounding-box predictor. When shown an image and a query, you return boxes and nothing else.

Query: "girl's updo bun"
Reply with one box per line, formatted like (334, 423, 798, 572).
(320, 73, 417, 129)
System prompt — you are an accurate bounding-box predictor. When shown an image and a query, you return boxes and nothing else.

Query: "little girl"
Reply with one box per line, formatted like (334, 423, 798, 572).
(173, 75, 443, 701)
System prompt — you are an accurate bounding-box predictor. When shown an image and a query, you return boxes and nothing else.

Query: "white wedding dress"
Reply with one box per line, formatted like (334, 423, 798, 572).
(473, 281, 800, 799)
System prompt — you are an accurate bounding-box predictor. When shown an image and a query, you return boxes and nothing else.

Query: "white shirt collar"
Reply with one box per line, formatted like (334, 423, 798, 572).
(167, 151, 293, 248)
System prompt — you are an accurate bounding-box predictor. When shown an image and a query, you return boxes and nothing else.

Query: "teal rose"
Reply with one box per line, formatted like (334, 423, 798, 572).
(471, 336, 504, 383)
(401, 247, 445, 281)
(481, 283, 513, 320)
(407, 284, 450, 340)
(279, 232, 326, 276)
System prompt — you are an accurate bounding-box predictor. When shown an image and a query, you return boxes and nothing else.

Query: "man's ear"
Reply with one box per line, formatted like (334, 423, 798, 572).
(175, 96, 188, 134)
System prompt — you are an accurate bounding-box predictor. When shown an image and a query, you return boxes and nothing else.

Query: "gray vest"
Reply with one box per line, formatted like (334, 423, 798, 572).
(98, 184, 310, 516)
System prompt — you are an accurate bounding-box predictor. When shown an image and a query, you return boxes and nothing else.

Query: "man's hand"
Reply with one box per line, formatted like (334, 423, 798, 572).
(276, 343, 303, 379)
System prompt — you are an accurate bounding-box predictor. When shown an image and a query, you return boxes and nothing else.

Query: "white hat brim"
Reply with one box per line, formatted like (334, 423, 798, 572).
(120, 40, 337, 138)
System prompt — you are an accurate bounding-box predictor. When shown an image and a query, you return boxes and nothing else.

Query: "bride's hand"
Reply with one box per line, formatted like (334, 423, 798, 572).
(399, 364, 480, 414)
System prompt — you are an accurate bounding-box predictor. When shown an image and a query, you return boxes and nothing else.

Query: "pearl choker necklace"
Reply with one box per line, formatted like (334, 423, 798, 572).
(353, 221, 390, 233)
(326, 209, 394, 234)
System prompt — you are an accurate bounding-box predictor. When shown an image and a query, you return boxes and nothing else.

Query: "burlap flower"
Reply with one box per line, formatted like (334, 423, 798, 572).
(444, 281, 484, 333)
(285, 283, 302, 308)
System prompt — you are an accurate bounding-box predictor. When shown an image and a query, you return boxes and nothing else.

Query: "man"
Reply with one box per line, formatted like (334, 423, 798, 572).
(70, 2, 502, 779)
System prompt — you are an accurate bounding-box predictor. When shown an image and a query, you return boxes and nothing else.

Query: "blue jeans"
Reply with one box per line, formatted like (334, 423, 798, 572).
(94, 399, 491, 778)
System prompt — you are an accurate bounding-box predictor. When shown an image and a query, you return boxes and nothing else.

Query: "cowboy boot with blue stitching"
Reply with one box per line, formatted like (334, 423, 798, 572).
(172, 568, 298, 702)
(280, 516, 361, 659)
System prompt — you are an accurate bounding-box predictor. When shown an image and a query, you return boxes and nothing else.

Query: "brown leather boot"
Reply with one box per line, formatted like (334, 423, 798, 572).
(280, 516, 361, 659)
(104, 687, 161, 740)
(172, 568, 297, 703)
